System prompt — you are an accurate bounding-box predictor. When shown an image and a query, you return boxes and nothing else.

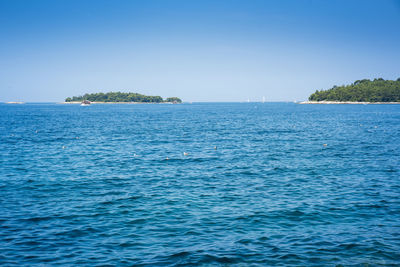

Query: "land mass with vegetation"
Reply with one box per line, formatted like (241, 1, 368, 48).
(65, 92, 182, 103)
(308, 78, 400, 102)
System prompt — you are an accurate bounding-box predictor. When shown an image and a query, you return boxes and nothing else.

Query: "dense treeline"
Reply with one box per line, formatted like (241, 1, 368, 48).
(65, 92, 182, 103)
(165, 97, 182, 103)
(309, 78, 400, 102)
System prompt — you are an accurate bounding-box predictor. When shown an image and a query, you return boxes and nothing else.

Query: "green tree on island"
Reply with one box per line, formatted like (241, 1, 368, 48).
(65, 92, 182, 103)
(308, 78, 400, 102)
(165, 97, 182, 103)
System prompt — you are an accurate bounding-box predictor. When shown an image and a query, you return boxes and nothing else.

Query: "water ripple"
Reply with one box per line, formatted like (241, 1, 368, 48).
(0, 103, 399, 265)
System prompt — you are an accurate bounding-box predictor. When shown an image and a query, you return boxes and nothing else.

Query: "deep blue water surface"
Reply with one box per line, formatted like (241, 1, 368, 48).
(1, 103, 400, 266)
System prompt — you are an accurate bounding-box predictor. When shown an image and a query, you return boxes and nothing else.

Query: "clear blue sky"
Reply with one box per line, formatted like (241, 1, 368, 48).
(0, 0, 399, 102)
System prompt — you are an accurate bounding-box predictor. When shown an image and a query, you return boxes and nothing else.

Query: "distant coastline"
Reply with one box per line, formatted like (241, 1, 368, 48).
(65, 92, 182, 103)
(300, 101, 400, 104)
(308, 78, 400, 103)
(60, 101, 177, 104)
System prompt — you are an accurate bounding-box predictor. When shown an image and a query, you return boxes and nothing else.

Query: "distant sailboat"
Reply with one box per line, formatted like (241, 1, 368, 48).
(262, 96, 266, 103)
(247, 98, 250, 103)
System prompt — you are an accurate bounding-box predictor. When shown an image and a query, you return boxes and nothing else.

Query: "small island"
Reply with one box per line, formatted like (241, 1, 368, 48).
(303, 78, 400, 103)
(65, 92, 182, 103)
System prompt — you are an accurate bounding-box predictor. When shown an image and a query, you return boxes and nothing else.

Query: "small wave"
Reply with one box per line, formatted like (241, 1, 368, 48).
(199, 254, 238, 264)
(21, 216, 53, 223)
(126, 218, 147, 225)
(169, 251, 191, 258)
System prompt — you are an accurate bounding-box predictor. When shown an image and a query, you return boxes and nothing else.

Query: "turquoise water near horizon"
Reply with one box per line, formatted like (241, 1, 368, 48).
(0, 102, 399, 266)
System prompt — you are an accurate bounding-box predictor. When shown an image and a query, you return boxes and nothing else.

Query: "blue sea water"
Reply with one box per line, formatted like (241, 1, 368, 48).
(0, 102, 399, 266)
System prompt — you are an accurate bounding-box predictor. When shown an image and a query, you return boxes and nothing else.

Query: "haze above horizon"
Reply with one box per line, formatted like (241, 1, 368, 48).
(0, 0, 399, 102)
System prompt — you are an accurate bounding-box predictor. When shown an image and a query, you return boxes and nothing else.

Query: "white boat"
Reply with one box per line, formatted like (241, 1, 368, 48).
(81, 100, 91, 106)
(6, 102, 25, 104)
